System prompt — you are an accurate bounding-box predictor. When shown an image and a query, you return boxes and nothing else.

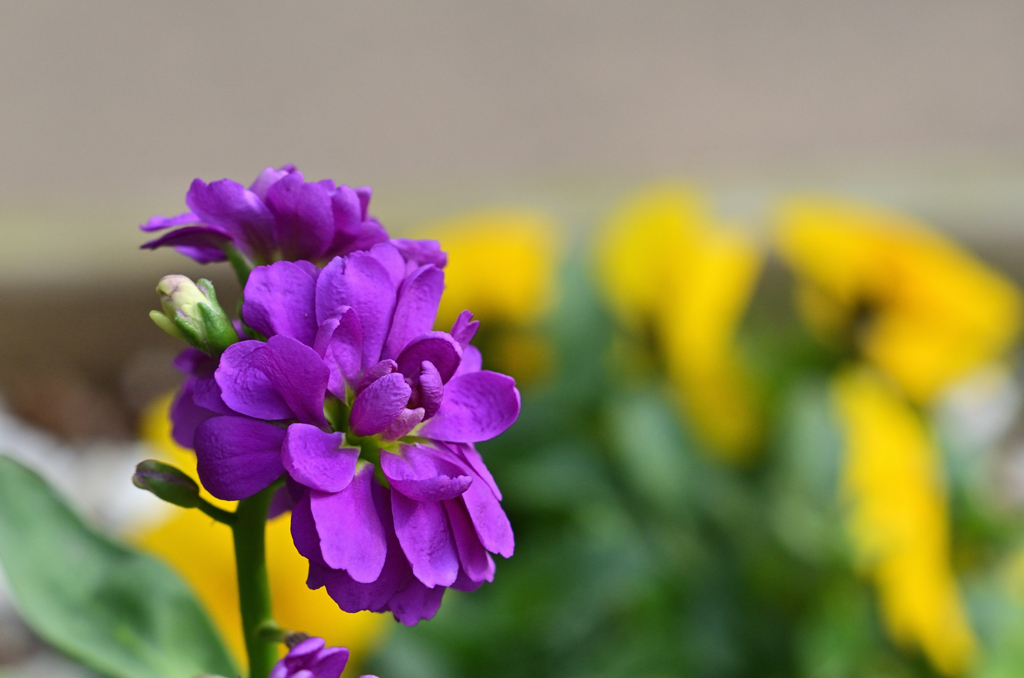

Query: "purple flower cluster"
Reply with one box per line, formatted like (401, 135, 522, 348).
(157, 170, 519, 625)
(141, 165, 444, 268)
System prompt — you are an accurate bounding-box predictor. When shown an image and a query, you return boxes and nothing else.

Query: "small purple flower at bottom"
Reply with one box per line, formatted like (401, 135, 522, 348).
(261, 635, 376, 678)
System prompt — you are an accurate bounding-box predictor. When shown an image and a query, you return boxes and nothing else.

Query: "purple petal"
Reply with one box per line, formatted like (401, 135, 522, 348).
(418, 371, 521, 443)
(355, 360, 398, 395)
(311, 464, 387, 583)
(316, 252, 397, 368)
(320, 483, 411, 612)
(253, 336, 330, 427)
(391, 492, 459, 588)
(380, 407, 425, 441)
(243, 261, 319, 345)
(313, 310, 363, 399)
(217, 341, 293, 421)
(307, 561, 326, 590)
(169, 380, 218, 449)
(310, 647, 350, 677)
(248, 166, 292, 200)
(382, 265, 444, 360)
(452, 564, 490, 592)
(450, 310, 480, 348)
(173, 347, 216, 376)
(367, 242, 407, 289)
(330, 185, 362, 233)
(274, 638, 349, 678)
(321, 567, 395, 615)
(460, 471, 514, 558)
(172, 245, 230, 264)
(281, 423, 358, 493)
(332, 220, 389, 259)
(140, 212, 198, 232)
(173, 350, 231, 414)
(415, 362, 444, 419)
(387, 578, 446, 627)
(286, 636, 325, 659)
(453, 346, 483, 377)
(185, 178, 276, 259)
(140, 225, 233, 259)
(356, 186, 372, 218)
(191, 373, 232, 414)
(391, 239, 448, 269)
(268, 484, 297, 520)
(349, 373, 411, 437)
(265, 173, 334, 260)
(450, 443, 502, 501)
(444, 498, 496, 583)
(194, 416, 286, 500)
(395, 332, 462, 384)
(326, 186, 390, 258)
(380, 448, 472, 502)
(291, 491, 325, 564)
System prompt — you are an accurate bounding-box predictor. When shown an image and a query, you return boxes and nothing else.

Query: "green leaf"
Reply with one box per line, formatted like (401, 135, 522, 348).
(0, 455, 237, 678)
(606, 389, 690, 511)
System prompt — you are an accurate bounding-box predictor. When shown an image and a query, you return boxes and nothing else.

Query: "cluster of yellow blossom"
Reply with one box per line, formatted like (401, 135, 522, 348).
(596, 186, 764, 463)
(779, 199, 1022, 676)
(777, 199, 1022, 403)
(833, 368, 976, 676)
(601, 189, 1022, 675)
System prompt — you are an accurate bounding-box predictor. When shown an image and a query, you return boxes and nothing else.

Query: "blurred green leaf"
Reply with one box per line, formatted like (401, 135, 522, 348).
(0, 455, 237, 678)
(606, 390, 689, 511)
(767, 377, 844, 565)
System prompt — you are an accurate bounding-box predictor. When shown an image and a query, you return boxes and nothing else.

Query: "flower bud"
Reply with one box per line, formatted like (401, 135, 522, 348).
(132, 460, 201, 509)
(150, 275, 238, 355)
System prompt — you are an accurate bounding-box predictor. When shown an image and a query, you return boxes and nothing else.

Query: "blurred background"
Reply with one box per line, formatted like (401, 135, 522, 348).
(3, 2, 1024, 677)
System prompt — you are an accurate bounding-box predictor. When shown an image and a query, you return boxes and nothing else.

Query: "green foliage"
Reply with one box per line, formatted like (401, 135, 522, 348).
(366, 255, 1024, 678)
(0, 455, 237, 678)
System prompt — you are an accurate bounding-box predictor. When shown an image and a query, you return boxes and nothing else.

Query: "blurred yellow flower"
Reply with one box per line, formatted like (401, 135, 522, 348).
(429, 209, 560, 381)
(134, 395, 386, 675)
(596, 185, 763, 462)
(777, 198, 1023, 403)
(834, 367, 976, 676)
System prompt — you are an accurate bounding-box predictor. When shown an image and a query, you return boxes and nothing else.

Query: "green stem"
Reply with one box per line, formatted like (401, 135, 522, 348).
(231, 484, 278, 678)
(197, 497, 237, 525)
(223, 243, 254, 287)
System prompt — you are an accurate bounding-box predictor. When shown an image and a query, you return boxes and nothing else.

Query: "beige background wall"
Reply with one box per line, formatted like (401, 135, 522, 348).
(2, 2, 1023, 190)
(1, 0, 1024, 289)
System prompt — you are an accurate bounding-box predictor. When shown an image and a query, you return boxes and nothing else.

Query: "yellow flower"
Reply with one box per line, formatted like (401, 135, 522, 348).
(133, 395, 386, 674)
(596, 185, 763, 462)
(834, 367, 976, 676)
(428, 209, 560, 381)
(777, 198, 1023, 403)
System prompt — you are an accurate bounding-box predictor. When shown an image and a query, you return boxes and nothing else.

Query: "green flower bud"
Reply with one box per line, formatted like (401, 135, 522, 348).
(132, 460, 201, 509)
(150, 275, 238, 355)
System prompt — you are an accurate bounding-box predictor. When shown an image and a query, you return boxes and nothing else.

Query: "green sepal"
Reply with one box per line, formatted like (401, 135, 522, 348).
(132, 460, 201, 509)
(197, 301, 239, 355)
(171, 312, 205, 348)
(149, 310, 185, 340)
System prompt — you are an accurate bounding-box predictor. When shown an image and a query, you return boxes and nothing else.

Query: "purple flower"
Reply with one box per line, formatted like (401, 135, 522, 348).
(179, 243, 519, 624)
(141, 165, 433, 268)
(265, 635, 375, 678)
